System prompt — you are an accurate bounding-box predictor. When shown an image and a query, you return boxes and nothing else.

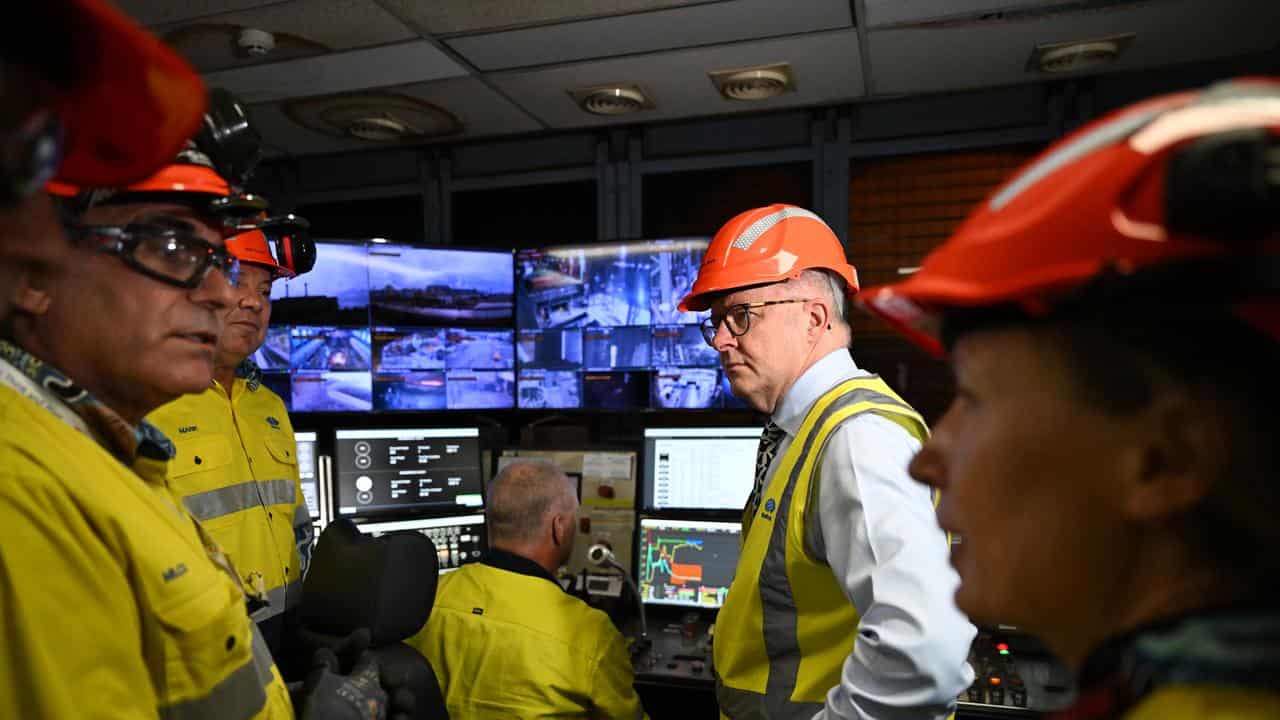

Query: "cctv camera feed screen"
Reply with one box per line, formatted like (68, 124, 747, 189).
(651, 367, 726, 409)
(517, 370, 580, 409)
(367, 245, 513, 328)
(334, 427, 483, 517)
(514, 238, 720, 409)
(289, 326, 373, 412)
(638, 518, 741, 608)
(252, 326, 292, 371)
(643, 427, 761, 511)
(354, 514, 487, 573)
(294, 431, 321, 519)
(271, 241, 371, 326)
(516, 329, 583, 370)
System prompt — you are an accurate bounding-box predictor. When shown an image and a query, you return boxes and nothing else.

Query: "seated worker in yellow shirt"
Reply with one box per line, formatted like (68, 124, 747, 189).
(149, 227, 314, 662)
(410, 459, 648, 719)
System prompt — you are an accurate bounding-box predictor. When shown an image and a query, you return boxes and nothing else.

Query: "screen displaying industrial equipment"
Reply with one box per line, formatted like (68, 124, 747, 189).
(637, 518, 741, 608)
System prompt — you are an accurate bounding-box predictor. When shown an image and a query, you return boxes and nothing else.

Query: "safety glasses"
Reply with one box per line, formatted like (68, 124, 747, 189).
(73, 217, 240, 289)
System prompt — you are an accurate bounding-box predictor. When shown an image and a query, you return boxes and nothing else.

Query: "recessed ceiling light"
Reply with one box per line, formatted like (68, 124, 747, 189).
(709, 63, 795, 101)
(1028, 33, 1135, 74)
(346, 114, 415, 142)
(283, 91, 462, 142)
(569, 84, 654, 116)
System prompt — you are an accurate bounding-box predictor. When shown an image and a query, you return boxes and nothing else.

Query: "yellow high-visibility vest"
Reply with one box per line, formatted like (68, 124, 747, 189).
(714, 375, 928, 719)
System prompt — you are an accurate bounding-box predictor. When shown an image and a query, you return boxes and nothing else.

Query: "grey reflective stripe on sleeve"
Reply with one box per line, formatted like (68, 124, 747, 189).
(750, 385, 915, 720)
(183, 478, 297, 521)
(249, 622, 278, 687)
(158, 649, 268, 720)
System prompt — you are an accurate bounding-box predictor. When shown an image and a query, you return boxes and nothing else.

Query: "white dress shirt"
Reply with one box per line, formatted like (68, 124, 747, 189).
(766, 348, 976, 720)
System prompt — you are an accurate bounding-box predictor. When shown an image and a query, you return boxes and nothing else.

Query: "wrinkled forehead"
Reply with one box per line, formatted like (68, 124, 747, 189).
(80, 202, 224, 246)
(708, 279, 800, 313)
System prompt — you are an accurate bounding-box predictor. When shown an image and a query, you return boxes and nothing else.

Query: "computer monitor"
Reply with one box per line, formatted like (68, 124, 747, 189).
(637, 518, 741, 608)
(643, 427, 761, 511)
(294, 431, 321, 519)
(271, 241, 371, 326)
(353, 514, 487, 573)
(333, 428, 484, 517)
(366, 245, 513, 329)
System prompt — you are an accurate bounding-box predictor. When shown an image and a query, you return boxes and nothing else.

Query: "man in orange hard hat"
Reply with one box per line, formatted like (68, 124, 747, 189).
(682, 206, 975, 719)
(861, 77, 1280, 719)
(149, 225, 318, 665)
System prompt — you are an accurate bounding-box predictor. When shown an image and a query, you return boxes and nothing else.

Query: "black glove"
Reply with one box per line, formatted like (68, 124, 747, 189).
(295, 647, 388, 720)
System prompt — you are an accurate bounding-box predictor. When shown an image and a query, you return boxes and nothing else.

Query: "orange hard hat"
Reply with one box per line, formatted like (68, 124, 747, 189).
(39, 0, 207, 187)
(226, 228, 294, 279)
(860, 77, 1280, 356)
(678, 204, 859, 312)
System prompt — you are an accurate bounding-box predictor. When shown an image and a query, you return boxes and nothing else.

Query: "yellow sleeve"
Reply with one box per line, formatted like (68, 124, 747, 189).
(590, 622, 648, 720)
(0, 475, 158, 718)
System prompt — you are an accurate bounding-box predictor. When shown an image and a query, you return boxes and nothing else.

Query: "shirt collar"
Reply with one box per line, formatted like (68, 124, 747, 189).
(771, 348, 867, 436)
(0, 339, 174, 465)
(235, 357, 262, 392)
(481, 548, 561, 587)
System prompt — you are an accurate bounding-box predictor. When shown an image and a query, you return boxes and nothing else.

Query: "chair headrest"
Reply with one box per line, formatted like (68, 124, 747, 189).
(301, 519, 439, 646)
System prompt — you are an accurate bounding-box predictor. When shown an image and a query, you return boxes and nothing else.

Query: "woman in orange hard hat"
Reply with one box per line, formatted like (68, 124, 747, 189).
(861, 77, 1280, 719)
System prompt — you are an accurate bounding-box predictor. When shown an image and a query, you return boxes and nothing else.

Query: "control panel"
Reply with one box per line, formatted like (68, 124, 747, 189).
(960, 630, 1075, 715)
(632, 615, 715, 685)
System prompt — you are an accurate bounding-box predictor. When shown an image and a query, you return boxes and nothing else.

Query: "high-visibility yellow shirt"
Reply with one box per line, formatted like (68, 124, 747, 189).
(148, 378, 309, 634)
(408, 550, 647, 720)
(715, 375, 930, 719)
(0, 383, 293, 719)
(1126, 684, 1280, 719)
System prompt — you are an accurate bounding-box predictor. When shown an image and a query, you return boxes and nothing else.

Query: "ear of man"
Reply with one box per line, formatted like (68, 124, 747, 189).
(11, 272, 52, 317)
(1120, 389, 1219, 524)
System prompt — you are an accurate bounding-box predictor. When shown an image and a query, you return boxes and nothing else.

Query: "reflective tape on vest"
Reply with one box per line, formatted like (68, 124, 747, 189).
(183, 478, 296, 522)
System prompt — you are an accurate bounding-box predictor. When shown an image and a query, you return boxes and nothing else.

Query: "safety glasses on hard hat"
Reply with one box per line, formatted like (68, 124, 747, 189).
(1, 109, 62, 206)
(699, 298, 815, 346)
(73, 218, 240, 289)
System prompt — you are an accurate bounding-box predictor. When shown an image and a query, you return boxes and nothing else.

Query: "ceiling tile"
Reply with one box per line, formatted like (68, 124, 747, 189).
(251, 76, 543, 156)
(379, 0, 713, 35)
(204, 40, 470, 103)
(863, 0, 1071, 29)
(445, 0, 851, 71)
(115, 0, 282, 27)
(153, 0, 418, 72)
(868, 0, 1280, 96)
(489, 29, 864, 129)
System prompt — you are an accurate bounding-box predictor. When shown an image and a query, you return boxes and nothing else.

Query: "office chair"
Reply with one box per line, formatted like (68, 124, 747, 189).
(295, 518, 448, 720)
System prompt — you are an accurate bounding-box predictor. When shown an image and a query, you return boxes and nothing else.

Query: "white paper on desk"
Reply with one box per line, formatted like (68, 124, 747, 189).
(583, 452, 631, 480)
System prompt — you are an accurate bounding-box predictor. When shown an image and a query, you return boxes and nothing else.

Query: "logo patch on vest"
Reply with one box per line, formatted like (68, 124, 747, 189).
(760, 497, 777, 521)
(163, 563, 189, 582)
(266, 416, 280, 429)
(471, 607, 484, 615)
(178, 425, 198, 434)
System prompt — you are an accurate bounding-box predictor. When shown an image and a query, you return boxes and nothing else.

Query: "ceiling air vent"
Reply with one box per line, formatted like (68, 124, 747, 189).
(569, 84, 654, 116)
(709, 63, 795, 101)
(283, 92, 463, 143)
(1028, 33, 1135, 74)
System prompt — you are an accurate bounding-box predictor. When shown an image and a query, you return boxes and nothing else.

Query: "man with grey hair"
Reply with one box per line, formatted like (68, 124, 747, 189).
(409, 459, 647, 719)
(682, 204, 973, 720)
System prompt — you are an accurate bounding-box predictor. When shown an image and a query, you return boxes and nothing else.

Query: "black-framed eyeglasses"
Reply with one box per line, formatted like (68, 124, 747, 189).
(699, 298, 815, 346)
(73, 218, 240, 289)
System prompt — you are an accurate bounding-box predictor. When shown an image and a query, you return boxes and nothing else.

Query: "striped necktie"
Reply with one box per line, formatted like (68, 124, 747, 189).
(747, 421, 786, 518)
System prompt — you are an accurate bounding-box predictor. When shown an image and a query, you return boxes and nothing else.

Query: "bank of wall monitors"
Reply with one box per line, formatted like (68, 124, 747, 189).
(261, 241, 515, 412)
(294, 431, 321, 519)
(637, 518, 742, 608)
(515, 238, 748, 410)
(643, 427, 760, 512)
(353, 514, 487, 573)
(333, 427, 484, 517)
